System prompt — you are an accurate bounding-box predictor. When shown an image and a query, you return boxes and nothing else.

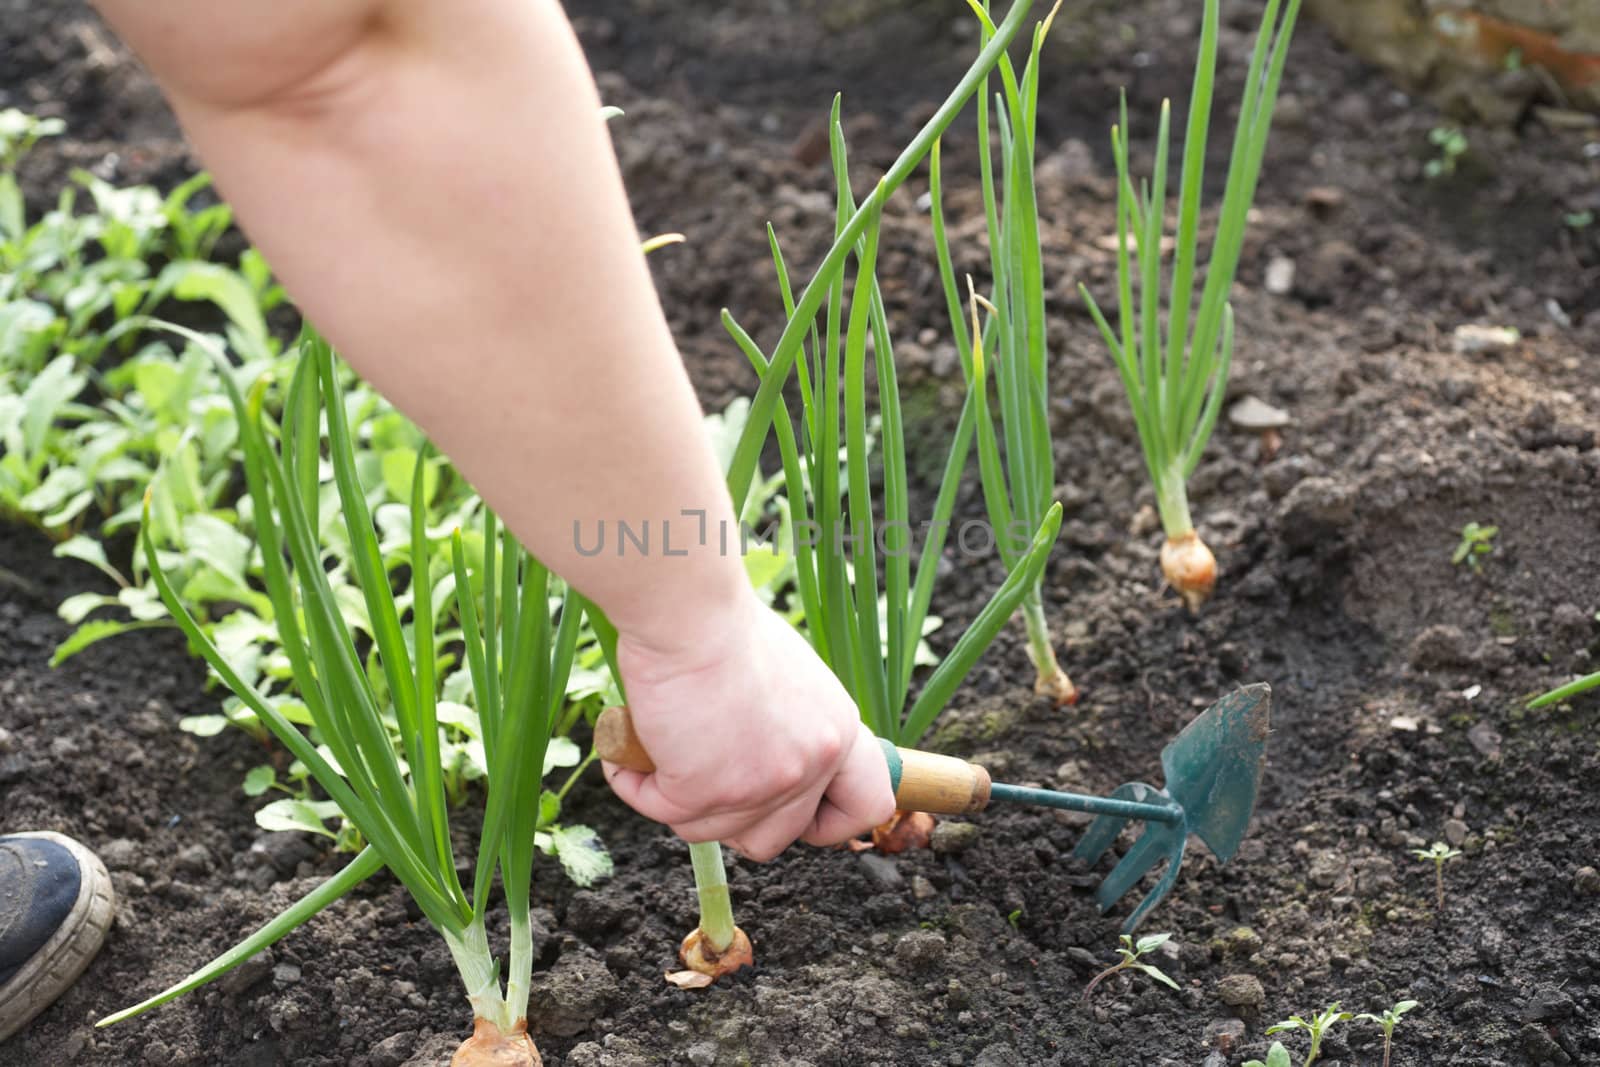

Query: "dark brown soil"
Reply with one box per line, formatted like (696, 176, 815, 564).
(4, 2, 1600, 1066)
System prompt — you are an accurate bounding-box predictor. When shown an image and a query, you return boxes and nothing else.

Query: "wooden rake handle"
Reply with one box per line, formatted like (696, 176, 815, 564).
(593, 705, 992, 815)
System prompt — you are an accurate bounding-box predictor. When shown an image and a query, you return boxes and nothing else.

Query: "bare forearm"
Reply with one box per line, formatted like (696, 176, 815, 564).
(92, 0, 746, 650)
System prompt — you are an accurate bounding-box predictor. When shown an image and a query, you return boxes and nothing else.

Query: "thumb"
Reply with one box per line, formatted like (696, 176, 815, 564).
(600, 761, 698, 826)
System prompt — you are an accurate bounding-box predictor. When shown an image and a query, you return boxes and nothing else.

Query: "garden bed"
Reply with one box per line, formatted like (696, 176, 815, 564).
(3, 1, 1598, 1065)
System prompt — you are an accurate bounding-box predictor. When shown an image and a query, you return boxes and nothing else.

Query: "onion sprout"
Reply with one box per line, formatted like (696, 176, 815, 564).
(584, 606, 752, 976)
(1079, 0, 1301, 611)
(934, 0, 1077, 704)
(721, 0, 1038, 512)
(100, 330, 575, 1067)
(1528, 669, 1600, 709)
(724, 95, 1062, 750)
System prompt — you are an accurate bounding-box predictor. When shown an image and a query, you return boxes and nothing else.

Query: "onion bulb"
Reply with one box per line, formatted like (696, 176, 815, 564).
(679, 926, 754, 978)
(1031, 663, 1080, 707)
(451, 1019, 541, 1067)
(1160, 531, 1216, 613)
(871, 809, 936, 853)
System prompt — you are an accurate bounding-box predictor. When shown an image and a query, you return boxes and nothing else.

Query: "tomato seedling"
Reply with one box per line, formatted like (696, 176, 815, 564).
(1266, 1003, 1353, 1067)
(1357, 998, 1419, 1067)
(1082, 932, 1180, 1001)
(1412, 841, 1462, 911)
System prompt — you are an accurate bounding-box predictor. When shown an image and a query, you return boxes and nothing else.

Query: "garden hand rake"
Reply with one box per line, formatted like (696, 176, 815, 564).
(595, 683, 1271, 933)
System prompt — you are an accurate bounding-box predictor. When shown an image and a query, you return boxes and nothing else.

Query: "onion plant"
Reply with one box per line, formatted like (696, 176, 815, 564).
(1080, 0, 1301, 611)
(656, 0, 1039, 945)
(932, 0, 1076, 704)
(723, 96, 1063, 756)
(583, 606, 753, 979)
(100, 330, 579, 1067)
(720, 0, 1037, 511)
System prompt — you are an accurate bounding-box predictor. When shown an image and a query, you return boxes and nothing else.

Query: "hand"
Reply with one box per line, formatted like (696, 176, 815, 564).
(602, 591, 896, 860)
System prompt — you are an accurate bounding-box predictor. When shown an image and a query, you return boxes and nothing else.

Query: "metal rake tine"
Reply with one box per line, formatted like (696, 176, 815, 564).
(1074, 813, 1128, 868)
(1093, 824, 1172, 910)
(1117, 834, 1187, 934)
(1072, 781, 1159, 866)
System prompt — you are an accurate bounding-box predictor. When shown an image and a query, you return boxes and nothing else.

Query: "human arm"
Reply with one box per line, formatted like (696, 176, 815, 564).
(86, 0, 894, 857)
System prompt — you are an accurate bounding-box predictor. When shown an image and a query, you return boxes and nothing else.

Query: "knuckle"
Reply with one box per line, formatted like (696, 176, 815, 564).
(698, 783, 743, 812)
(742, 840, 782, 863)
(768, 758, 808, 797)
(813, 723, 845, 767)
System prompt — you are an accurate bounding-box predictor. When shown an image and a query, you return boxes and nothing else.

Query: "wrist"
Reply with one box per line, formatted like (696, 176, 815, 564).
(611, 563, 758, 680)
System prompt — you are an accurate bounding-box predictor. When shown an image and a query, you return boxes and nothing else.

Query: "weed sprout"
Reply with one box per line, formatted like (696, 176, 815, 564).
(1451, 521, 1497, 573)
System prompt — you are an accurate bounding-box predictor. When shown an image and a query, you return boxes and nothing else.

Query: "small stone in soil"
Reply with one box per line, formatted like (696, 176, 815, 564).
(219, 950, 274, 996)
(1523, 986, 1576, 1022)
(1409, 624, 1474, 671)
(1308, 852, 1342, 888)
(973, 1044, 1018, 1067)
(893, 929, 948, 972)
(1467, 720, 1503, 759)
(99, 838, 140, 871)
(1304, 185, 1346, 215)
(273, 961, 302, 985)
(857, 852, 903, 889)
(174, 842, 212, 876)
(566, 888, 625, 939)
(1574, 866, 1600, 895)
(1066, 946, 1100, 969)
(1214, 974, 1265, 1014)
(1203, 1018, 1246, 1053)
(1551, 602, 1595, 644)
(930, 821, 981, 855)
(865, 893, 904, 924)
(1452, 323, 1520, 354)
(527, 949, 619, 1037)
(1276, 476, 1355, 545)
(366, 1031, 416, 1067)
(1215, 927, 1262, 960)
(1519, 1022, 1569, 1061)
(1444, 819, 1469, 847)
(1264, 257, 1295, 295)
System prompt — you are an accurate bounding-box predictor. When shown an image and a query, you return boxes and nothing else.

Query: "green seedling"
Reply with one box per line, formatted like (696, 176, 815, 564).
(723, 5, 1062, 754)
(1528, 668, 1600, 709)
(0, 108, 64, 168)
(1411, 841, 1461, 910)
(100, 331, 582, 1065)
(1566, 210, 1595, 230)
(1081, 0, 1301, 613)
(1266, 1003, 1352, 1067)
(1451, 521, 1497, 573)
(1424, 126, 1468, 179)
(635, 8, 1054, 962)
(1243, 1042, 1292, 1067)
(719, 0, 1039, 541)
(1357, 999, 1419, 1067)
(1082, 932, 1180, 1001)
(931, 0, 1077, 705)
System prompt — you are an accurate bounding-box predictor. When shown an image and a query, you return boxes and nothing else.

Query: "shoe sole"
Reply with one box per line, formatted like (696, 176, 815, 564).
(0, 832, 117, 1044)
